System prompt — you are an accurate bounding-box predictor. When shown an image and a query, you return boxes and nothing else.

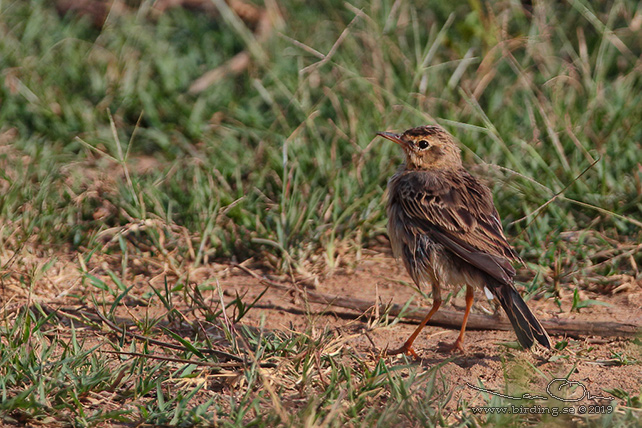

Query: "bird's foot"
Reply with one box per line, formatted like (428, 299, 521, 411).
(386, 344, 419, 359)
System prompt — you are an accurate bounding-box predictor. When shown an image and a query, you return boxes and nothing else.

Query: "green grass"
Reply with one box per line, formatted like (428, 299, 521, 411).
(1, 0, 641, 272)
(0, 301, 459, 426)
(1, 0, 641, 426)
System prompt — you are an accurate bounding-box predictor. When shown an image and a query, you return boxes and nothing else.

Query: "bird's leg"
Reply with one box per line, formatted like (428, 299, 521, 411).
(451, 285, 474, 352)
(387, 293, 442, 358)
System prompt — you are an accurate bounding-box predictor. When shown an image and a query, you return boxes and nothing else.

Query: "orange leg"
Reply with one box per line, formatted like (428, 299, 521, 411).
(387, 295, 442, 358)
(451, 285, 474, 352)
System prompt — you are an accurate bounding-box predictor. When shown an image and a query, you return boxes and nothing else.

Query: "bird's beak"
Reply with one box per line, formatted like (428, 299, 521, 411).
(377, 131, 406, 147)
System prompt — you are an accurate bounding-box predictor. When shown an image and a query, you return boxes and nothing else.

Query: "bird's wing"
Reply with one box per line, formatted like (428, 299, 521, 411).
(395, 170, 521, 285)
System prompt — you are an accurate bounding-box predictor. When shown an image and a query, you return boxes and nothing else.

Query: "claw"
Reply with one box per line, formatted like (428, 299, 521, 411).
(386, 344, 419, 359)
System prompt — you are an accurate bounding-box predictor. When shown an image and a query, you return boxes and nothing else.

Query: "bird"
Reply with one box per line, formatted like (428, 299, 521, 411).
(377, 125, 551, 357)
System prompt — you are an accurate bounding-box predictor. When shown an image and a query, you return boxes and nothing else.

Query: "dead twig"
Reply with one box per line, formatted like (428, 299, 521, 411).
(103, 350, 275, 368)
(47, 305, 246, 362)
(54, 0, 279, 91)
(298, 289, 640, 339)
(232, 265, 641, 339)
(189, 0, 281, 93)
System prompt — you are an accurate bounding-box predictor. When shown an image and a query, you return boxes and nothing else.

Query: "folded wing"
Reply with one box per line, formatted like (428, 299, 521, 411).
(395, 170, 521, 286)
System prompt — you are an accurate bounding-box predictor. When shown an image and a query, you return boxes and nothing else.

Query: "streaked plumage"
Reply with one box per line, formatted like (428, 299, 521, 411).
(378, 125, 551, 356)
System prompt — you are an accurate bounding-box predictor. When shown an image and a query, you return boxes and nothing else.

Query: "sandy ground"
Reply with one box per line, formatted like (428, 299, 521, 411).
(212, 253, 642, 410)
(2, 249, 640, 423)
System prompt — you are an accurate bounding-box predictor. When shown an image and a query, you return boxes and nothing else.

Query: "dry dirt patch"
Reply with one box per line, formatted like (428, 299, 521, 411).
(214, 254, 642, 410)
(1, 251, 640, 422)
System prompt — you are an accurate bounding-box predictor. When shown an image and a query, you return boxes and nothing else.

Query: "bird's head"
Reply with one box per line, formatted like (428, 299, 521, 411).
(377, 125, 462, 170)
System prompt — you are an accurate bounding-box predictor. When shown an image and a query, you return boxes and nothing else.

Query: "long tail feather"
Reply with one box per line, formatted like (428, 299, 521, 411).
(492, 283, 551, 349)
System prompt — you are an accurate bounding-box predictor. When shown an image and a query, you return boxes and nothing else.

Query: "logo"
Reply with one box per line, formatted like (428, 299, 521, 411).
(466, 378, 615, 402)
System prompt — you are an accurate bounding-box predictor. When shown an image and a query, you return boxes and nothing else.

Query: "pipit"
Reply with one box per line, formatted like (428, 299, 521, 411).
(378, 125, 551, 357)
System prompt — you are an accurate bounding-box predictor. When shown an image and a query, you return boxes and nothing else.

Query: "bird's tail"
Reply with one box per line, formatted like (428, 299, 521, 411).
(492, 283, 551, 349)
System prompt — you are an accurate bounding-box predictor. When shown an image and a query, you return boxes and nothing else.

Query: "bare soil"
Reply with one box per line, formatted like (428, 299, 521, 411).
(215, 253, 642, 408)
(2, 249, 641, 420)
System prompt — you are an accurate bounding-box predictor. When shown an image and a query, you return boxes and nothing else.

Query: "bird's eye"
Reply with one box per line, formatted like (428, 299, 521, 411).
(417, 140, 430, 150)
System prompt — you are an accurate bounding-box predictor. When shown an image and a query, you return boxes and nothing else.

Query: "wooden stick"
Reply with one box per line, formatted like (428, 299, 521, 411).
(232, 264, 641, 339)
(300, 290, 640, 339)
(188, 0, 277, 93)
